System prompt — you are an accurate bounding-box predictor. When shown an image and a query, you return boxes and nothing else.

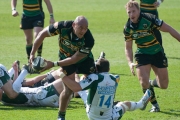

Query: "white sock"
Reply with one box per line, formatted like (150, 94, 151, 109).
(8, 68, 14, 78)
(78, 90, 88, 104)
(12, 69, 28, 93)
(130, 101, 143, 111)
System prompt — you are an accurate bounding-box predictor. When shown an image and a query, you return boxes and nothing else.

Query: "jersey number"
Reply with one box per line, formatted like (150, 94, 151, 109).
(98, 95, 112, 108)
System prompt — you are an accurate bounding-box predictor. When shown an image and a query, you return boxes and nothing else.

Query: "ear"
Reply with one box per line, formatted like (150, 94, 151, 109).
(72, 22, 75, 28)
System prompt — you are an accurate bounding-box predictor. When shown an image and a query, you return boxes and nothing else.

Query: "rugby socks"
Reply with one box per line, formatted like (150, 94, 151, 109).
(149, 79, 160, 88)
(58, 111, 66, 119)
(78, 91, 88, 105)
(143, 87, 158, 106)
(8, 67, 14, 78)
(37, 43, 43, 56)
(12, 69, 28, 93)
(26, 44, 32, 60)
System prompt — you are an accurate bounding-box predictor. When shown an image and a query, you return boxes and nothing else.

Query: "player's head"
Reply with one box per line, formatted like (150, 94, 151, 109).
(125, 0, 140, 23)
(96, 58, 110, 73)
(72, 16, 88, 39)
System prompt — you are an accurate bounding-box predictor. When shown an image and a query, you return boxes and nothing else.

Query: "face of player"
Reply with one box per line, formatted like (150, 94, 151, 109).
(73, 23, 88, 39)
(126, 5, 140, 23)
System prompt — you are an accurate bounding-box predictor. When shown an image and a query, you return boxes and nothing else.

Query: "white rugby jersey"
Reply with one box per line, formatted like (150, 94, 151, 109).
(79, 72, 120, 120)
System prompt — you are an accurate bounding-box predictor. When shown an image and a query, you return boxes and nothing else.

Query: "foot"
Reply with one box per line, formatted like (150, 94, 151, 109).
(15, 60, 21, 75)
(149, 104, 160, 112)
(140, 89, 152, 110)
(22, 64, 40, 74)
(57, 117, 65, 120)
(99, 51, 105, 59)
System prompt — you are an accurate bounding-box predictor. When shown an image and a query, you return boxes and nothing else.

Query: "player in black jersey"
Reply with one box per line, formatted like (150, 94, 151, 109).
(124, 0, 180, 112)
(29, 16, 96, 120)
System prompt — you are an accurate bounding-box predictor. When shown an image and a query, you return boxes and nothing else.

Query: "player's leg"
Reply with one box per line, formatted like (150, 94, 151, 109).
(58, 73, 75, 120)
(112, 89, 151, 120)
(12, 67, 29, 93)
(0, 64, 18, 99)
(33, 14, 44, 57)
(23, 29, 33, 60)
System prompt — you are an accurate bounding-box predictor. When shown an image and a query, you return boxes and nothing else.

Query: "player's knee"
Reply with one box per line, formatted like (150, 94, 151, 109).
(159, 84, 168, 89)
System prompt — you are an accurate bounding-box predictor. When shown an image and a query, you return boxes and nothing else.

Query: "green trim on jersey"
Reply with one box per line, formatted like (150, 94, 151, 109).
(22, 0, 42, 16)
(140, 0, 158, 12)
(0, 66, 10, 87)
(44, 84, 59, 97)
(124, 13, 163, 54)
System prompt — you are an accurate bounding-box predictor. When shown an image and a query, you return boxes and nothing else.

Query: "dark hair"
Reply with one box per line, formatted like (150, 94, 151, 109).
(96, 58, 109, 72)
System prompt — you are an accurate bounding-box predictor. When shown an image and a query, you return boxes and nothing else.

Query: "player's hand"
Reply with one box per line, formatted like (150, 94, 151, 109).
(40, 60, 54, 72)
(29, 54, 35, 64)
(50, 18, 55, 25)
(153, 2, 160, 8)
(12, 10, 19, 17)
(129, 63, 137, 76)
(12, 61, 18, 72)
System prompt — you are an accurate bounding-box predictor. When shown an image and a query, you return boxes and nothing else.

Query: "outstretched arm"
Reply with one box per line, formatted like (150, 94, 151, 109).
(44, 0, 55, 24)
(160, 22, 180, 42)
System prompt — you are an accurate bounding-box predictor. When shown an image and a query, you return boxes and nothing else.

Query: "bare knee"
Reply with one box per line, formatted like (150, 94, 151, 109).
(7, 93, 18, 99)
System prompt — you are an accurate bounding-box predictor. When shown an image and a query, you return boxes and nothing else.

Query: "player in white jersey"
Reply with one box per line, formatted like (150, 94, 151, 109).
(61, 57, 152, 120)
(0, 62, 65, 107)
(0, 61, 25, 99)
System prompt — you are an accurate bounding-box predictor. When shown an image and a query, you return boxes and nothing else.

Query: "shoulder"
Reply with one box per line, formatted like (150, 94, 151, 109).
(83, 29, 94, 48)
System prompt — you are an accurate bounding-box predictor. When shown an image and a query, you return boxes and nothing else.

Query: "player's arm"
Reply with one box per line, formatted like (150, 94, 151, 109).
(125, 40, 136, 76)
(159, 22, 180, 42)
(22, 74, 47, 86)
(30, 26, 51, 63)
(11, 0, 19, 17)
(44, 0, 55, 24)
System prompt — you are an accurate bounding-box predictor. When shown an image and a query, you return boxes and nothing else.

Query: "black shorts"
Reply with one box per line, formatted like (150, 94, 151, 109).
(135, 51, 168, 68)
(62, 57, 96, 76)
(20, 13, 44, 29)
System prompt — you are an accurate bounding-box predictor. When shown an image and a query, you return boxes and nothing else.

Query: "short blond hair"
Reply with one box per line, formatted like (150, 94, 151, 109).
(125, 0, 139, 10)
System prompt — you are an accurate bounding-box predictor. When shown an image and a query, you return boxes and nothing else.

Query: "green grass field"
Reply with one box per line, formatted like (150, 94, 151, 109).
(0, 0, 180, 120)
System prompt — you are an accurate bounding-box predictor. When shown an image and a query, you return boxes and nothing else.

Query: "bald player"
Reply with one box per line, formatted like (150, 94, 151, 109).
(29, 15, 96, 120)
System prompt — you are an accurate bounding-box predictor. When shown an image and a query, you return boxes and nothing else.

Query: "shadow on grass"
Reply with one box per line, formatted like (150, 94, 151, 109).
(0, 98, 83, 111)
(160, 109, 180, 116)
(167, 56, 180, 60)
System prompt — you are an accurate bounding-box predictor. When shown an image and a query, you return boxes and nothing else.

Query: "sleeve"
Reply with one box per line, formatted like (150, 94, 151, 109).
(48, 21, 73, 36)
(79, 74, 98, 90)
(146, 13, 163, 30)
(123, 26, 133, 41)
(79, 29, 94, 54)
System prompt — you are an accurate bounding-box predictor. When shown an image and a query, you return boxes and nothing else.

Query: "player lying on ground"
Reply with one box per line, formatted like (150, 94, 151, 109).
(0, 63, 81, 107)
(60, 57, 152, 120)
(0, 61, 26, 99)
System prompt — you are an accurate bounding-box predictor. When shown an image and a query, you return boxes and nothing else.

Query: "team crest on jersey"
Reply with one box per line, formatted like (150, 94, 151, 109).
(0, 69, 4, 77)
(132, 33, 138, 38)
(143, 24, 148, 29)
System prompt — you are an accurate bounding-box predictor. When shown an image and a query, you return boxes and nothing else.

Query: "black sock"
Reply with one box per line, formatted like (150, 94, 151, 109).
(37, 43, 43, 56)
(58, 111, 66, 118)
(143, 87, 158, 105)
(26, 45, 32, 60)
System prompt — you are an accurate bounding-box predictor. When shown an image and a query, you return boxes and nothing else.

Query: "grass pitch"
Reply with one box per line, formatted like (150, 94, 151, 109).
(0, 0, 180, 120)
